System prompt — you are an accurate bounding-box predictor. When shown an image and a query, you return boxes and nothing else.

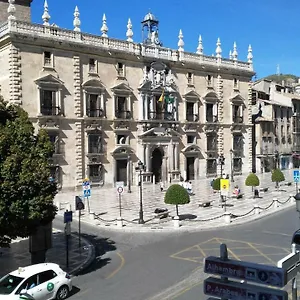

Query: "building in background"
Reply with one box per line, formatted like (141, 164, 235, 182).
(0, 0, 255, 190)
(252, 78, 300, 172)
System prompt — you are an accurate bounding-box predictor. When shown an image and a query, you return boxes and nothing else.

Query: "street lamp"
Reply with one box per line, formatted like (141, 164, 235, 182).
(274, 150, 279, 169)
(218, 154, 225, 178)
(135, 160, 146, 224)
(230, 149, 234, 182)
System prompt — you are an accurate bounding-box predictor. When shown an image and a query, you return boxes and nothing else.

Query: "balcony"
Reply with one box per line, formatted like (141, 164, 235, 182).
(115, 110, 131, 119)
(86, 109, 105, 118)
(148, 111, 175, 121)
(206, 115, 218, 123)
(41, 106, 61, 116)
(186, 114, 199, 122)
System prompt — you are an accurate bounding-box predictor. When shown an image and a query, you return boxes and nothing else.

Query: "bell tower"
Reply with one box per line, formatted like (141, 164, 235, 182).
(0, 0, 33, 24)
(141, 12, 162, 46)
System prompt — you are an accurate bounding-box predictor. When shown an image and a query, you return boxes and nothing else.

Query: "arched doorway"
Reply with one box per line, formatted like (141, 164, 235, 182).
(151, 148, 163, 183)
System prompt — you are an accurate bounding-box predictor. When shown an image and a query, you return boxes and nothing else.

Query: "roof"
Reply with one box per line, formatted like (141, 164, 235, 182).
(10, 263, 60, 278)
(143, 12, 158, 22)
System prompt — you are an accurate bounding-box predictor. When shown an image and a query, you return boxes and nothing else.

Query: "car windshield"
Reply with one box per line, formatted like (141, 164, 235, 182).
(0, 274, 24, 295)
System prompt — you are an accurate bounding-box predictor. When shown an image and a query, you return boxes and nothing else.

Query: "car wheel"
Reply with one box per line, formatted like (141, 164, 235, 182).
(56, 285, 69, 300)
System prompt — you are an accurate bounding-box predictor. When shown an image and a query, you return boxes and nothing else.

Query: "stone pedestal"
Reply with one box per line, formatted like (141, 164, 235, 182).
(223, 212, 231, 224)
(173, 215, 180, 228)
(117, 217, 123, 228)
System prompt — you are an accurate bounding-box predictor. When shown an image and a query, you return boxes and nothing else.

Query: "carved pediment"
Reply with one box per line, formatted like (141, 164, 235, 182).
(138, 80, 152, 91)
(34, 74, 64, 87)
(85, 120, 102, 132)
(230, 93, 245, 103)
(204, 123, 219, 132)
(38, 119, 60, 130)
(184, 90, 200, 99)
(203, 91, 219, 102)
(182, 144, 201, 153)
(230, 124, 243, 132)
(87, 155, 102, 164)
(183, 123, 200, 132)
(139, 127, 181, 138)
(111, 82, 133, 94)
(113, 121, 130, 132)
(82, 79, 105, 91)
(111, 145, 133, 156)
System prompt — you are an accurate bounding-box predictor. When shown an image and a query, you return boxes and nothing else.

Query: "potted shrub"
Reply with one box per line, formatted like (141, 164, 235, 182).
(271, 168, 285, 190)
(245, 173, 260, 198)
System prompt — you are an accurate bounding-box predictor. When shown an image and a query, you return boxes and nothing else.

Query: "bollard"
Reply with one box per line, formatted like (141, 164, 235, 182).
(254, 205, 260, 215)
(117, 217, 123, 228)
(273, 198, 278, 209)
(223, 212, 231, 224)
(75, 210, 80, 217)
(290, 194, 296, 203)
(89, 212, 95, 220)
(173, 216, 180, 228)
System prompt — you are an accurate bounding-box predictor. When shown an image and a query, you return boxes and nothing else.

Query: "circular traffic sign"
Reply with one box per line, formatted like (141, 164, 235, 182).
(117, 186, 124, 194)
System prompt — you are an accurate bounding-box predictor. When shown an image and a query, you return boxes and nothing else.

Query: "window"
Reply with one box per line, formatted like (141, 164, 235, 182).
(89, 164, 101, 180)
(89, 58, 96, 73)
(38, 270, 57, 284)
(43, 51, 52, 66)
(206, 103, 218, 122)
(115, 96, 130, 119)
(233, 158, 242, 172)
(117, 62, 125, 77)
(207, 134, 217, 151)
(232, 105, 243, 123)
(233, 134, 243, 155)
(206, 159, 217, 175)
(87, 94, 103, 117)
(187, 72, 193, 85)
(0, 274, 24, 295)
(116, 134, 128, 145)
(41, 90, 59, 116)
(187, 135, 196, 144)
(48, 132, 59, 154)
(49, 166, 59, 183)
(15, 275, 38, 294)
(186, 102, 196, 121)
(207, 74, 213, 87)
(233, 78, 239, 89)
(88, 133, 102, 154)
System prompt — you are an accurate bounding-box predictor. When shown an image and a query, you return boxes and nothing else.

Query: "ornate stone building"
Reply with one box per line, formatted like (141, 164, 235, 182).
(0, 0, 255, 190)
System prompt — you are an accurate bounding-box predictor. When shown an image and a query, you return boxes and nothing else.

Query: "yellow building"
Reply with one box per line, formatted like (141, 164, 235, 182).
(0, 0, 255, 190)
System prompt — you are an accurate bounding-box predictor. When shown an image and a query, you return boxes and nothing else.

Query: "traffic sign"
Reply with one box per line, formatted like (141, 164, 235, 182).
(204, 256, 286, 287)
(64, 211, 73, 223)
(220, 179, 229, 196)
(82, 178, 91, 198)
(204, 277, 288, 300)
(277, 251, 300, 283)
(83, 189, 91, 197)
(75, 196, 85, 210)
(116, 181, 124, 194)
(117, 186, 124, 194)
(294, 170, 300, 183)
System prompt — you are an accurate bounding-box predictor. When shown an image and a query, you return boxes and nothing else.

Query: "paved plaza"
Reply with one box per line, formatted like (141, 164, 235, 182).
(55, 170, 297, 231)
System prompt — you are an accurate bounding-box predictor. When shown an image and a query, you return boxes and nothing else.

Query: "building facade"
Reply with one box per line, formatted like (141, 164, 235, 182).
(252, 79, 300, 172)
(0, 0, 255, 190)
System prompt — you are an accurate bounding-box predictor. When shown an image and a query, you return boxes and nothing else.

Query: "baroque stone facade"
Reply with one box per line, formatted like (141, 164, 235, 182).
(0, 1, 255, 190)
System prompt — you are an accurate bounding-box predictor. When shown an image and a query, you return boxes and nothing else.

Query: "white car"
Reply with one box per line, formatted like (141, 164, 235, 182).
(0, 263, 72, 300)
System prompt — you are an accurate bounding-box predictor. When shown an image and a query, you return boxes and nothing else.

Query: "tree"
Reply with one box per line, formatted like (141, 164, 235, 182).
(245, 173, 260, 197)
(164, 184, 190, 216)
(0, 98, 57, 247)
(271, 168, 285, 189)
(212, 178, 221, 191)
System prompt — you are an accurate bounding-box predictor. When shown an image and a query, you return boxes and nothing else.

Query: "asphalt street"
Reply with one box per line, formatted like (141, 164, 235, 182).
(53, 206, 300, 300)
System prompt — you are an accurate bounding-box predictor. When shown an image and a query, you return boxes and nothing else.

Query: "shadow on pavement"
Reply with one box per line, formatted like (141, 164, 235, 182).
(68, 286, 80, 297)
(179, 214, 197, 220)
(76, 233, 116, 276)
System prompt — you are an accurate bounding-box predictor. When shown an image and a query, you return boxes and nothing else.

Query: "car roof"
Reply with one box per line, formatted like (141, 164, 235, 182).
(9, 263, 61, 278)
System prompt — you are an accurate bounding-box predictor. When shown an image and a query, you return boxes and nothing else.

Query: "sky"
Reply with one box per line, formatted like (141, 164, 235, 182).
(31, 0, 300, 79)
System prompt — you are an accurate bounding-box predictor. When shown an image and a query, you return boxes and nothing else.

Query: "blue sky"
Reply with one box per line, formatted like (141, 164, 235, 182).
(31, 0, 300, 79)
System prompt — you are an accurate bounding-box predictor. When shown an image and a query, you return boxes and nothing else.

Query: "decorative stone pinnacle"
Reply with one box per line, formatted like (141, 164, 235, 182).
(215, 37, 222, 58)
(7, 0, 16, 21)
(101, 13, 108, 37)
(247, 44, 253, 63)
(42, 0, 51, 26)
(178, 29, 184, 51)
(232, 41, 238, 61)
(196, 35, 203, 55)
(73, 6, 81, 32)
(229, 50, 232, 60)
(126, 18, 133, 42)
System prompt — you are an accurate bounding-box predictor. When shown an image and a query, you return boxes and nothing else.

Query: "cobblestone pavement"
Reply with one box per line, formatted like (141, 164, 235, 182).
(0, 230, 95, 277)
(55, 170, 297, 232)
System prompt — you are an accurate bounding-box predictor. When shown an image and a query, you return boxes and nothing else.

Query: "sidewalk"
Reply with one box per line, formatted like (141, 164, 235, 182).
(55, 170, 297, 232)
(0, 230, 95, 278)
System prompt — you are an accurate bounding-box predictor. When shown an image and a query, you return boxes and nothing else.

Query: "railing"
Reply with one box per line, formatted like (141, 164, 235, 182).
(232, 116, 243, 124)
(41, 106, 61, 116)
(0, 20, 253, 72)
(115, 110, 131, 119)
(86, 109, 104, 118)
(88, 145, 104, 154)
(186, 114, 199, 122)
(148, 111, 175, 121)
(206, 115, 218, 123)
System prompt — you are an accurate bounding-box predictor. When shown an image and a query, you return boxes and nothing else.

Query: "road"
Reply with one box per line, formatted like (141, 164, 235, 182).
(54, 206, 300, 300)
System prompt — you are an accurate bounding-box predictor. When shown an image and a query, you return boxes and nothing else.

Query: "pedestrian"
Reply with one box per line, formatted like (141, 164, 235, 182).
(183, 180, 188, 190)
(187, 181, 194, 195)
(160, 181, 164, 192)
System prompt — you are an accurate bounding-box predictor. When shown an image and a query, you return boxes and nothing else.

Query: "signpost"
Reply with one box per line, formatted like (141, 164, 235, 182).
(220, 179, 229, 211)
(82, 178, 91, 213)
(63, 210, 72, 270)
(294, 170, 300, 194)
(203, 244, 292, 300)
(75, 196, 84, 252)
(116, 181, 124, 218)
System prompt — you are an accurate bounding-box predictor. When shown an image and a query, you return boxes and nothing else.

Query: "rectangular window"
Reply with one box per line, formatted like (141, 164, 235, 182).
(233, 78, 239, 89)
(187, 135, 196, 144)
(49, 166, 59, 183)
(117, 62, 125, 77)
(116, 96, 130, 119)
(89, 58, 96, 73)
(89, 164, 101, 180)
(187, 72, 193, 85)
(116, 134, 128, 145)
(44, 51, 52, 66)
(206, 159, 217, 175)
(233, 158, 242, 172)
(207, 134, 217, 151)
(48, 132, 59, 154)
(206, 103, 217, 122)
(88, 134, 102, 154)
(87, 94, 103, 117)
(207, 74, 213, 87)
(41, 90, 58, 116)
(233, 134, 243, 155)
(232, 105, 243, 123)
(186, 102, 195, 121)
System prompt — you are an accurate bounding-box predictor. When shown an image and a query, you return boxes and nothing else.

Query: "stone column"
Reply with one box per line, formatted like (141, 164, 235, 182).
(83, 91, 87, 117)
(139, 93, 144, 120)
(174, 144, 179, 170)
(174, 97, 178, 121)
(112, 95, 116, 118)
(146, 144, 150, 171)
(37, 87, 41, 115)
(100, 93, 105, 116)
(183, 156, 187, 181)
(128, 95, 132, 113)
(145, 94, 149, 120)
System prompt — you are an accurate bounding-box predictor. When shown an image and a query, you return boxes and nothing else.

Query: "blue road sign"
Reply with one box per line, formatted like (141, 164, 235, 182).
(83, 189, 91, 197)
(64, 211, 73, 223)
(82, 179, 91, 198)
(294, 170, 300, 183)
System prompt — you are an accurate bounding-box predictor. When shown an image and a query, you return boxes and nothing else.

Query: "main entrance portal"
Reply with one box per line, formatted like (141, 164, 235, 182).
(151, 148, 163, 183)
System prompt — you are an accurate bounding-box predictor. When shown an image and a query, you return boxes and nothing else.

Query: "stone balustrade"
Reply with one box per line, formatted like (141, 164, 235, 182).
(0, 20, 252, 72)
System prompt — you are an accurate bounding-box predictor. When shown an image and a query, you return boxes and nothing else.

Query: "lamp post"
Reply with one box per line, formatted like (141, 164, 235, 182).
(230, 149, 234, 182)
(274, 150, 279, 169)
(218, 154, 225, 178)
(136, 160, 145, 224)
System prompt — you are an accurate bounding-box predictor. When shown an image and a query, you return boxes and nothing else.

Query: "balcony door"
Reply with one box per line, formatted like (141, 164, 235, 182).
(186, 157, 195, 180)
(116, 159, 127, 184)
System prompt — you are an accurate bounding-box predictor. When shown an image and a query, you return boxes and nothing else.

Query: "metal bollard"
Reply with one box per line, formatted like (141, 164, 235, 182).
(254, 204, 260, 215)
(117, 217, 123, 228)
(224, 212, 231, 224)
(273, 198, 278, 209)
(173, 216, 180, 228)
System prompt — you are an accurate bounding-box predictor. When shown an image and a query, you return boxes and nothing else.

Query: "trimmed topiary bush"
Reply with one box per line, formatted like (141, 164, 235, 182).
(212, 178, 222, 191)
(271, 168, 285, 189)
(164, 184, 190, 216)
(245, 173, 260, 197)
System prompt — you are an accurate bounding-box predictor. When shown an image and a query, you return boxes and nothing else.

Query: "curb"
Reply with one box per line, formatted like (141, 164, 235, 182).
(68, 233, 95, 276)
